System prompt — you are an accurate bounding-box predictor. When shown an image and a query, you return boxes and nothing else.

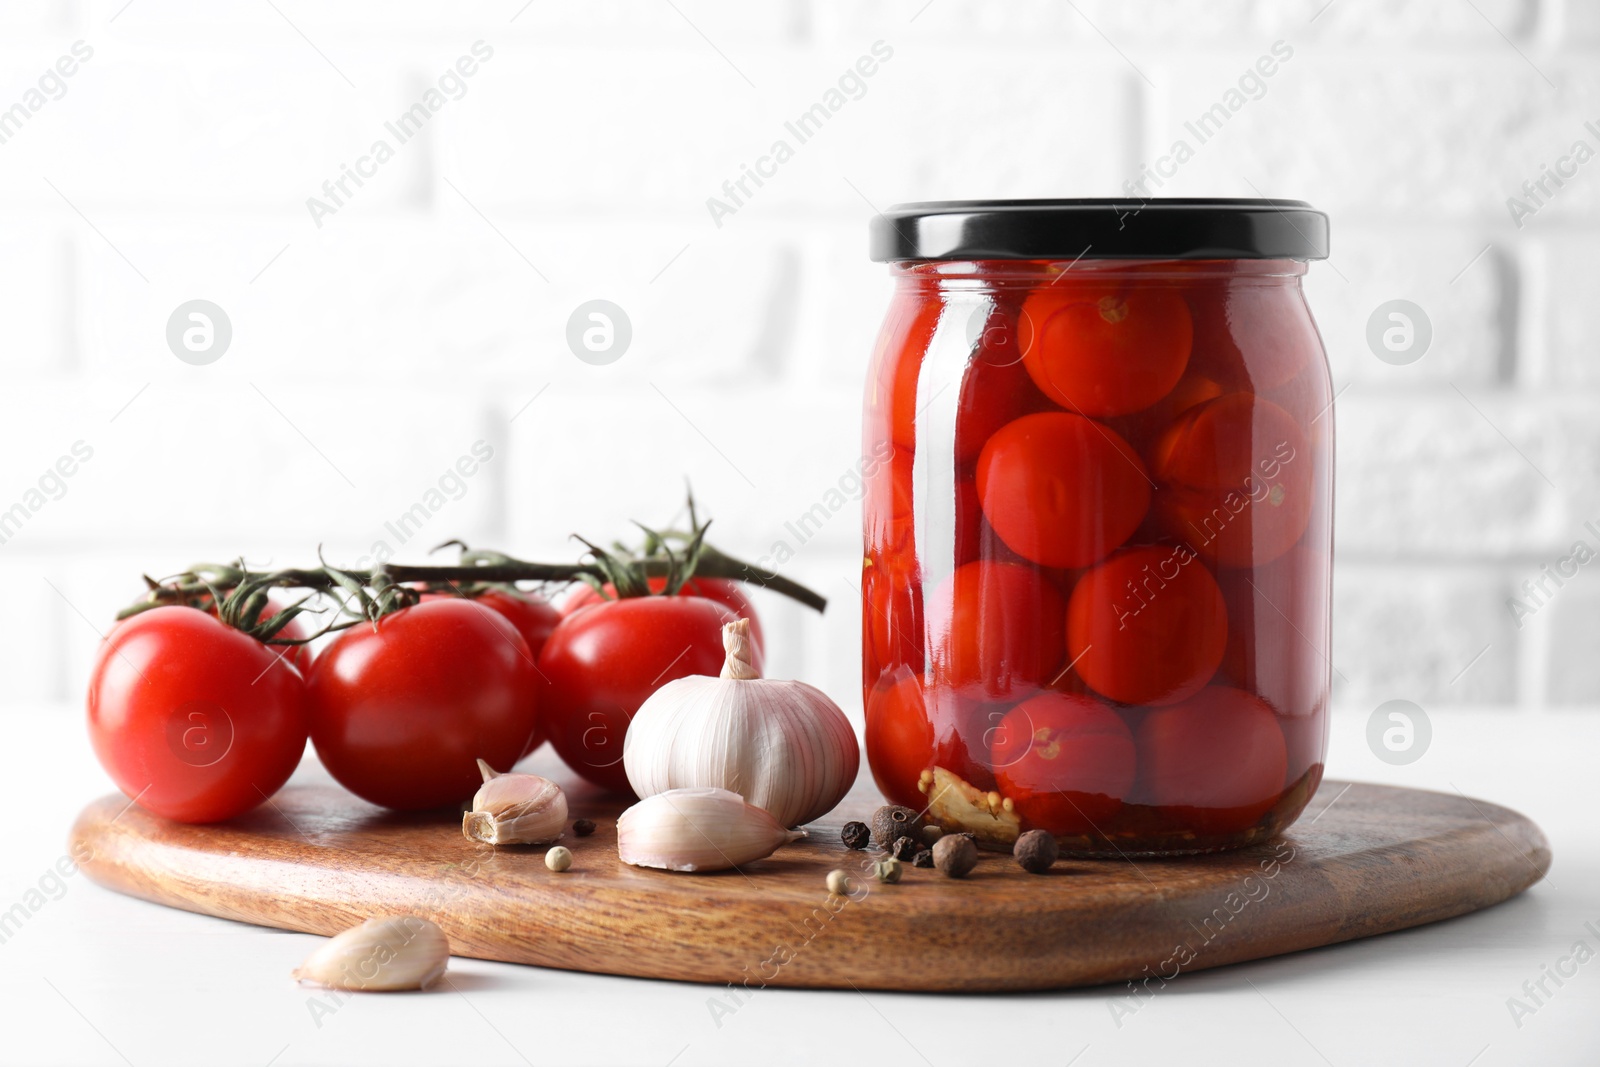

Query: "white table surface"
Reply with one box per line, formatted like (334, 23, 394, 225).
(2, 704, 1595, 1067)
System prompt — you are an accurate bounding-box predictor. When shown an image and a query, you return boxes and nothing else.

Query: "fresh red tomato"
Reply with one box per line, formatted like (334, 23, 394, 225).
(265, 606, 317, 679)
(990, 693, 1136, 835)
(1135, 686, 1288, 832)
(954, 306, 1058, 465)
(1149, 393, 1312, 568)
(199, 596, 315, 679)
(418, 588, 559, 759)
(539, 596, 751, 794)
(864, 668, 935, 809)
(463, 589, 560, 654)
(926, 560, 1065, 701)
(87, 606, 309, 824)
(562, 576, 764, 655)
(976, 412, 1150, 568)
(1020, 285, 1192, 417)
(306, 599, 539, 811)
(1067, 544, 1228, 706)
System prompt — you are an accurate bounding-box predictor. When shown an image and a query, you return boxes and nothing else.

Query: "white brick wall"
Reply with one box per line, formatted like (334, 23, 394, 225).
(3, 0, 1599, 722)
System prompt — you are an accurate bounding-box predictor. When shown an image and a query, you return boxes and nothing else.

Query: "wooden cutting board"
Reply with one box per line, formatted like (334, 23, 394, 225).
(70, 776, 1550, 992)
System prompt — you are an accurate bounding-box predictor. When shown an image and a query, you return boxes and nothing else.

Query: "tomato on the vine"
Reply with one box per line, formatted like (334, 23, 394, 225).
(989, 693, 1136, 835)
(87, 606, 309, 824)
(539, 595, 753, 795)
(306, 599, 539, 811)
(265, 606, 317, 679)
(458, 589, 560, 654)
(1135, 686, 1287, 832)
(1020, 285, 1192, 418)
(419, 587, 560, 758)
(198, 595, 316, 679)
(562, 576, 763, 654)
(977, 412, 1150, 568)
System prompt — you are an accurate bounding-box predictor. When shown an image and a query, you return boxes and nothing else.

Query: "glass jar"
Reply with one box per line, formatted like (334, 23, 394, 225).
(861, 199, 1332, 856)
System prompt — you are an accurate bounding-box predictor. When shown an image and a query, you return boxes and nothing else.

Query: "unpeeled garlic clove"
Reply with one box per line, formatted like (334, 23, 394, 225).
(293, 915, 449, 991)
(617, 787, 802, 872)
(462, 758, 567, 845)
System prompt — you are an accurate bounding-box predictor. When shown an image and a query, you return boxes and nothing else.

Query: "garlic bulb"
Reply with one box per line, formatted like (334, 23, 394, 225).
(293, 915, 449, 991)
(462, 759, 567, 845)
(623, 619, 859, 827)
(617, 787, 802, 871)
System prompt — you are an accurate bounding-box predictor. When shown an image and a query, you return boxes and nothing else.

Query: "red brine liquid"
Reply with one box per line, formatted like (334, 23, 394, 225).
(861, 259, 1332, 855)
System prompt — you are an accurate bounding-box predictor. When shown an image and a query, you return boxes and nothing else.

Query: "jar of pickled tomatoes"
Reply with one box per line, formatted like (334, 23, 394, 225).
(861, 199, 1332, 856)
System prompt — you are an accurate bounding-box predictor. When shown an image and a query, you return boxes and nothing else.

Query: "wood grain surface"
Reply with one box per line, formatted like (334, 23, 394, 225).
(70, 776, 1551, 992)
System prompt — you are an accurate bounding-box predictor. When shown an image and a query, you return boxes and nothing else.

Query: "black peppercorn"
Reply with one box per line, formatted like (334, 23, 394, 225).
(913, 850, 934, 868)
(1013, 829, 1058, 874)
(573, 819, 596, 837)
(890, 835, 919, 861)
(932, 834, 979, 879)
(841, 821, 871, 850)
(871, 805, 925, 849)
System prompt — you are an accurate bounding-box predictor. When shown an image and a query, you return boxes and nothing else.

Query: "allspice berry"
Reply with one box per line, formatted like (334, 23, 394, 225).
(573, 818, 597, 837)
(913, 850, 934, 868)
(841, 821, 871, 850)
(920, 824, 944, 845)
(889, 835, 920, 861)
(932, 834, 978, 879)
(871, 805, 925, 849)
(1013, 829, 1058, 874)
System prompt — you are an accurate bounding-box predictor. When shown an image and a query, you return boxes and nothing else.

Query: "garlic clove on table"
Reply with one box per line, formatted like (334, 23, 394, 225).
(462, 758, 567, 845)
(617, 787, 802, 872)
(293, 915, 450, 991)
(622, 619, 859, 828)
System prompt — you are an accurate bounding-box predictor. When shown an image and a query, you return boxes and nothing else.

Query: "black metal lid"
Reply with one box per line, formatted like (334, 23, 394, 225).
(868, 198, 1328, 262)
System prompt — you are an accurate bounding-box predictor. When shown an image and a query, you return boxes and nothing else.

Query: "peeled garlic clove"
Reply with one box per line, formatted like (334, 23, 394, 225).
(617, 787, 802, 872)
(462, 760, 567, 845)
(293, 915, 449, 992)
(920, 766, 1020, 847)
